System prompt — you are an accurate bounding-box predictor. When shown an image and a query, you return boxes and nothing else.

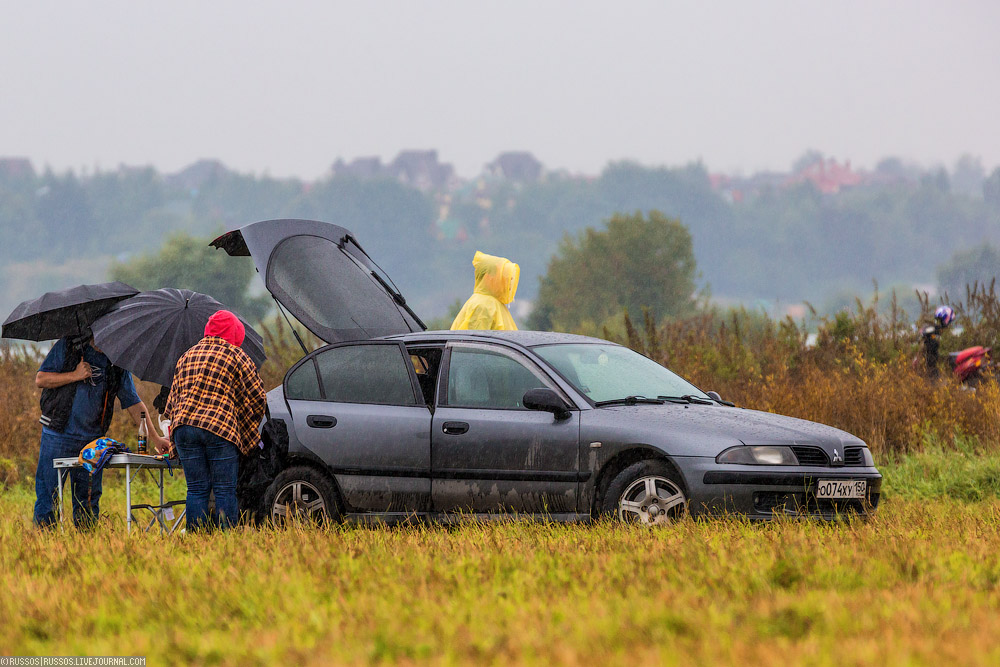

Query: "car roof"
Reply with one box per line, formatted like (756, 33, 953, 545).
(382, 329, 616, 348)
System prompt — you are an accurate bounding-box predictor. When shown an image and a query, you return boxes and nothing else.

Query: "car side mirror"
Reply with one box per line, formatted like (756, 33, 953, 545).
(523, 388, 571, 420)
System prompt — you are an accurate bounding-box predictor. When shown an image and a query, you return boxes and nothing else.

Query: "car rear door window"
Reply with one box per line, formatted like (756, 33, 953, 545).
(446, 346, 552, 409)
(291, 344, 417, 405)
(285, 359, 322, 400)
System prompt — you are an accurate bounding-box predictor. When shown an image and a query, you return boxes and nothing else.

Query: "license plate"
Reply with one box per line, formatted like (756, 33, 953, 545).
(816, 479, 867, 499)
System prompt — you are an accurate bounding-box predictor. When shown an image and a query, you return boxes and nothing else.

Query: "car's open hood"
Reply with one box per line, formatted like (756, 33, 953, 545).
(211, 219, 425, 344)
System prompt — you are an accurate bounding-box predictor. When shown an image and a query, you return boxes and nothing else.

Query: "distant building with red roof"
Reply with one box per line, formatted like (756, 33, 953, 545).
(785, 158, 863, 194)
(0, 157, 35, 179)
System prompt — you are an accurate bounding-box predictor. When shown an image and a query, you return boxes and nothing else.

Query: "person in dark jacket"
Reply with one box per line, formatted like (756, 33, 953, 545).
(33, 334, 166, 528)
(165, 310, 266, 531)
(921, 305, 956, 378)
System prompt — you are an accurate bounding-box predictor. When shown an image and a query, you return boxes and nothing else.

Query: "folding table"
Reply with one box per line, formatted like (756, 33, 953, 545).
(53, 453, 185, 533)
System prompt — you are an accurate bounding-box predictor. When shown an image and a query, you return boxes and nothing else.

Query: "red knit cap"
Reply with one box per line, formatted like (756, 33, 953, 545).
(204, 310, 245, 347)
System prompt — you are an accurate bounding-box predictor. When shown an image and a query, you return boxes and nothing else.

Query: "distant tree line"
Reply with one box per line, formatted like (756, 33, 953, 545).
(1, 156, 998, 324)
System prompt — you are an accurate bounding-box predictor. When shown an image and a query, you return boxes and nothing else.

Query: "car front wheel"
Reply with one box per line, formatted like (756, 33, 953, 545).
(263, 465, 341, 525)
(602, 459, 687, 526)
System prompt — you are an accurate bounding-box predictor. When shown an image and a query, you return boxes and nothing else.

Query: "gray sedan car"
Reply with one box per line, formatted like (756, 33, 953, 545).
(213, 219, 882, 524)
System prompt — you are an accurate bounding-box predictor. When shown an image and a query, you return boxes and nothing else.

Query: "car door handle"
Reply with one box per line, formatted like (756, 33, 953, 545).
(442, 421, 469, 435)
(306, 415, 337, 429)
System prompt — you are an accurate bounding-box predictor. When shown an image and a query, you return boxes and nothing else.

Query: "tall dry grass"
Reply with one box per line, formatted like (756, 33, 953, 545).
(255, 315, 324, 388)
(0, 344, 45, 483)
(611, 285, 1000, 458)
(2, 285, 998, 477)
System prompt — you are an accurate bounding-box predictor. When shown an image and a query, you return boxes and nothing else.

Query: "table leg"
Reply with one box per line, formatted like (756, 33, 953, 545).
(125, 463, 131, 534)
(159, 468, 165, 535)
(57, 469, 64, 527)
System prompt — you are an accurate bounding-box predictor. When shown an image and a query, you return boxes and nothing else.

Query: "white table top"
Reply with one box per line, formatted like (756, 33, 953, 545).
(53, 454, 177, 469)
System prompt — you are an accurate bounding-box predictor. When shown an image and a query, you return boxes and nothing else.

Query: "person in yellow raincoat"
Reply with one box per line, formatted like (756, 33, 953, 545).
(450, 251, 520, 330)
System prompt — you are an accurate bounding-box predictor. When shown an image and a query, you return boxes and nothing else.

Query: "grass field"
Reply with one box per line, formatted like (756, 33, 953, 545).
(2, 452, 1000, 665)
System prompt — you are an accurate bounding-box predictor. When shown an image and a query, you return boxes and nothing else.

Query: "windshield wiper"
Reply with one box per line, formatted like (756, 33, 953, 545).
(594, 395, 666, 407)
(658, 394, 715, 405)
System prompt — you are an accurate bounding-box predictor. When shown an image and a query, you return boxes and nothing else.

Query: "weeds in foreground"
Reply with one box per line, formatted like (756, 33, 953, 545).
(1, 479, 999, 664)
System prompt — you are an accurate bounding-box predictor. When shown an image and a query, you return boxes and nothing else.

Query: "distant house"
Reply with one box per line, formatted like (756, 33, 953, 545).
(785, 158, 863, 194)
(486, 152, 543, 183)
(331, 156, 384, 179)
(166, 159, 230, 192)
(0, 157, 35, 180)
(709, 158, 867, 200)
(709, 170, 786, 203)
(115, 163, 157, 179)
(388, 150, 455, 191)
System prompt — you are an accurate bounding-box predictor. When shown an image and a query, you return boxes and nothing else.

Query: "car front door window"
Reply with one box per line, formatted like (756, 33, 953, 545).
(446, 347, 552, 409)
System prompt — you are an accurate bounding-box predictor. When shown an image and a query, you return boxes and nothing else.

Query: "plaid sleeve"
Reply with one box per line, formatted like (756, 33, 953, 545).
(242, 356, 266, 417)
(164, 374, 177, 421)
(234, 351, 267, 449)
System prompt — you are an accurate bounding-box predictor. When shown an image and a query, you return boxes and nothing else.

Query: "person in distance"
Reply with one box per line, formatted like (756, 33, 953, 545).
(450, 251, 521, 331)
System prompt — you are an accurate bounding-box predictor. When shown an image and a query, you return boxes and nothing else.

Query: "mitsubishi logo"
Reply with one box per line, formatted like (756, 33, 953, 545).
(832, 448, 843, 464)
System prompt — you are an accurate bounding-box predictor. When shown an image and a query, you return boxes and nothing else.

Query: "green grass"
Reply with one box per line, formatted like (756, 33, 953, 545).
(2, 452, 1000, 665)
(879, 436, 1000, 502)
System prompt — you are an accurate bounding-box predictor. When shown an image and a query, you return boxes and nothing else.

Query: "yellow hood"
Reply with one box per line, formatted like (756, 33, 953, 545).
(471, 251, 520, 305)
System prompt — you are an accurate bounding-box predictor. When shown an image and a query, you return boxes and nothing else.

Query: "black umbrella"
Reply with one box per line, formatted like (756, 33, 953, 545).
(90, 288, 266, 386)
(2, 281, 139, 341)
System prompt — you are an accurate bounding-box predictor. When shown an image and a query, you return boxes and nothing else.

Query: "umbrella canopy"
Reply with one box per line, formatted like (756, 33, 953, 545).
(2, 281, 139, 342)
(90, 288, 266, 386)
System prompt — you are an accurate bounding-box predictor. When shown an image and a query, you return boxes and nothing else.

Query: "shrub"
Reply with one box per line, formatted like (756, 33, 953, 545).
(606, 286, 1000, 459)
(2, 286, 998, 473)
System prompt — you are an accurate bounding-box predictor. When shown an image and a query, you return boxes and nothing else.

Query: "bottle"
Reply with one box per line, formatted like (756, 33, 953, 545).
(138, 411, 148, 454)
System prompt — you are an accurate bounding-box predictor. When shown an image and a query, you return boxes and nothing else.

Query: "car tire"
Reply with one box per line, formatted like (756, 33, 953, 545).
(263, 465, 342, 525)
(600, 459, 687, 526)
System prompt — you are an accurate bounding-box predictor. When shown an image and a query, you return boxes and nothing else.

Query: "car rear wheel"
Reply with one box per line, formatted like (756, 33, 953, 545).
(602, 459, 687, 526)
(264, 465, 341, 525)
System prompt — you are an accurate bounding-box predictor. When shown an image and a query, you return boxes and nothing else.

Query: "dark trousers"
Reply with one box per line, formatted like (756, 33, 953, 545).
(173, 425, 240, 531)
(34, 431, 103, 528)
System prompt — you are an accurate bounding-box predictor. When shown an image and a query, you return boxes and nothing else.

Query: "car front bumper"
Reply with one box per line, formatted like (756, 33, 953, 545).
(675, 456, 883, 520)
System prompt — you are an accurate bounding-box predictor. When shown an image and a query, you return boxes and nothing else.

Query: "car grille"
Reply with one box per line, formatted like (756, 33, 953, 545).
(791, 446, 828, 466)
(844, 447, 865, 466)
(753, 491, 880, 516)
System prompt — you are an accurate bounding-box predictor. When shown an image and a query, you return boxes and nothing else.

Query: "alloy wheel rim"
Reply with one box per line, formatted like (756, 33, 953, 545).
(617, 476, 686, 525)
(271, 480, 327, 523)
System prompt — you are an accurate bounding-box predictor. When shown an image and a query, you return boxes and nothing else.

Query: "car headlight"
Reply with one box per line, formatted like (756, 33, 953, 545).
(716, 445, 798, 465)
(862, 447, 875, 467)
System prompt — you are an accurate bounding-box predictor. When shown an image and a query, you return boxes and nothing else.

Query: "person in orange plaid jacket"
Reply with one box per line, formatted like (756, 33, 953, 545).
(165, 310, 266, 531)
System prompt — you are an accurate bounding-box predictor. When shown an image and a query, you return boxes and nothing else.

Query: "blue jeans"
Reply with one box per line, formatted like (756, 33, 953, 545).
(173, 425, 240, 531)
(34, 431, 103, 529)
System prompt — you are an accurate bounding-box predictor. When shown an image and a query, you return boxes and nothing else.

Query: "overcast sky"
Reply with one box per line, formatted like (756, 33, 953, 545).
(2, 1, 998, 179)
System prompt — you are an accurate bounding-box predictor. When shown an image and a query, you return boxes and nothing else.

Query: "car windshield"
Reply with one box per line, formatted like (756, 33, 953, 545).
(533, 343, 709, 404)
